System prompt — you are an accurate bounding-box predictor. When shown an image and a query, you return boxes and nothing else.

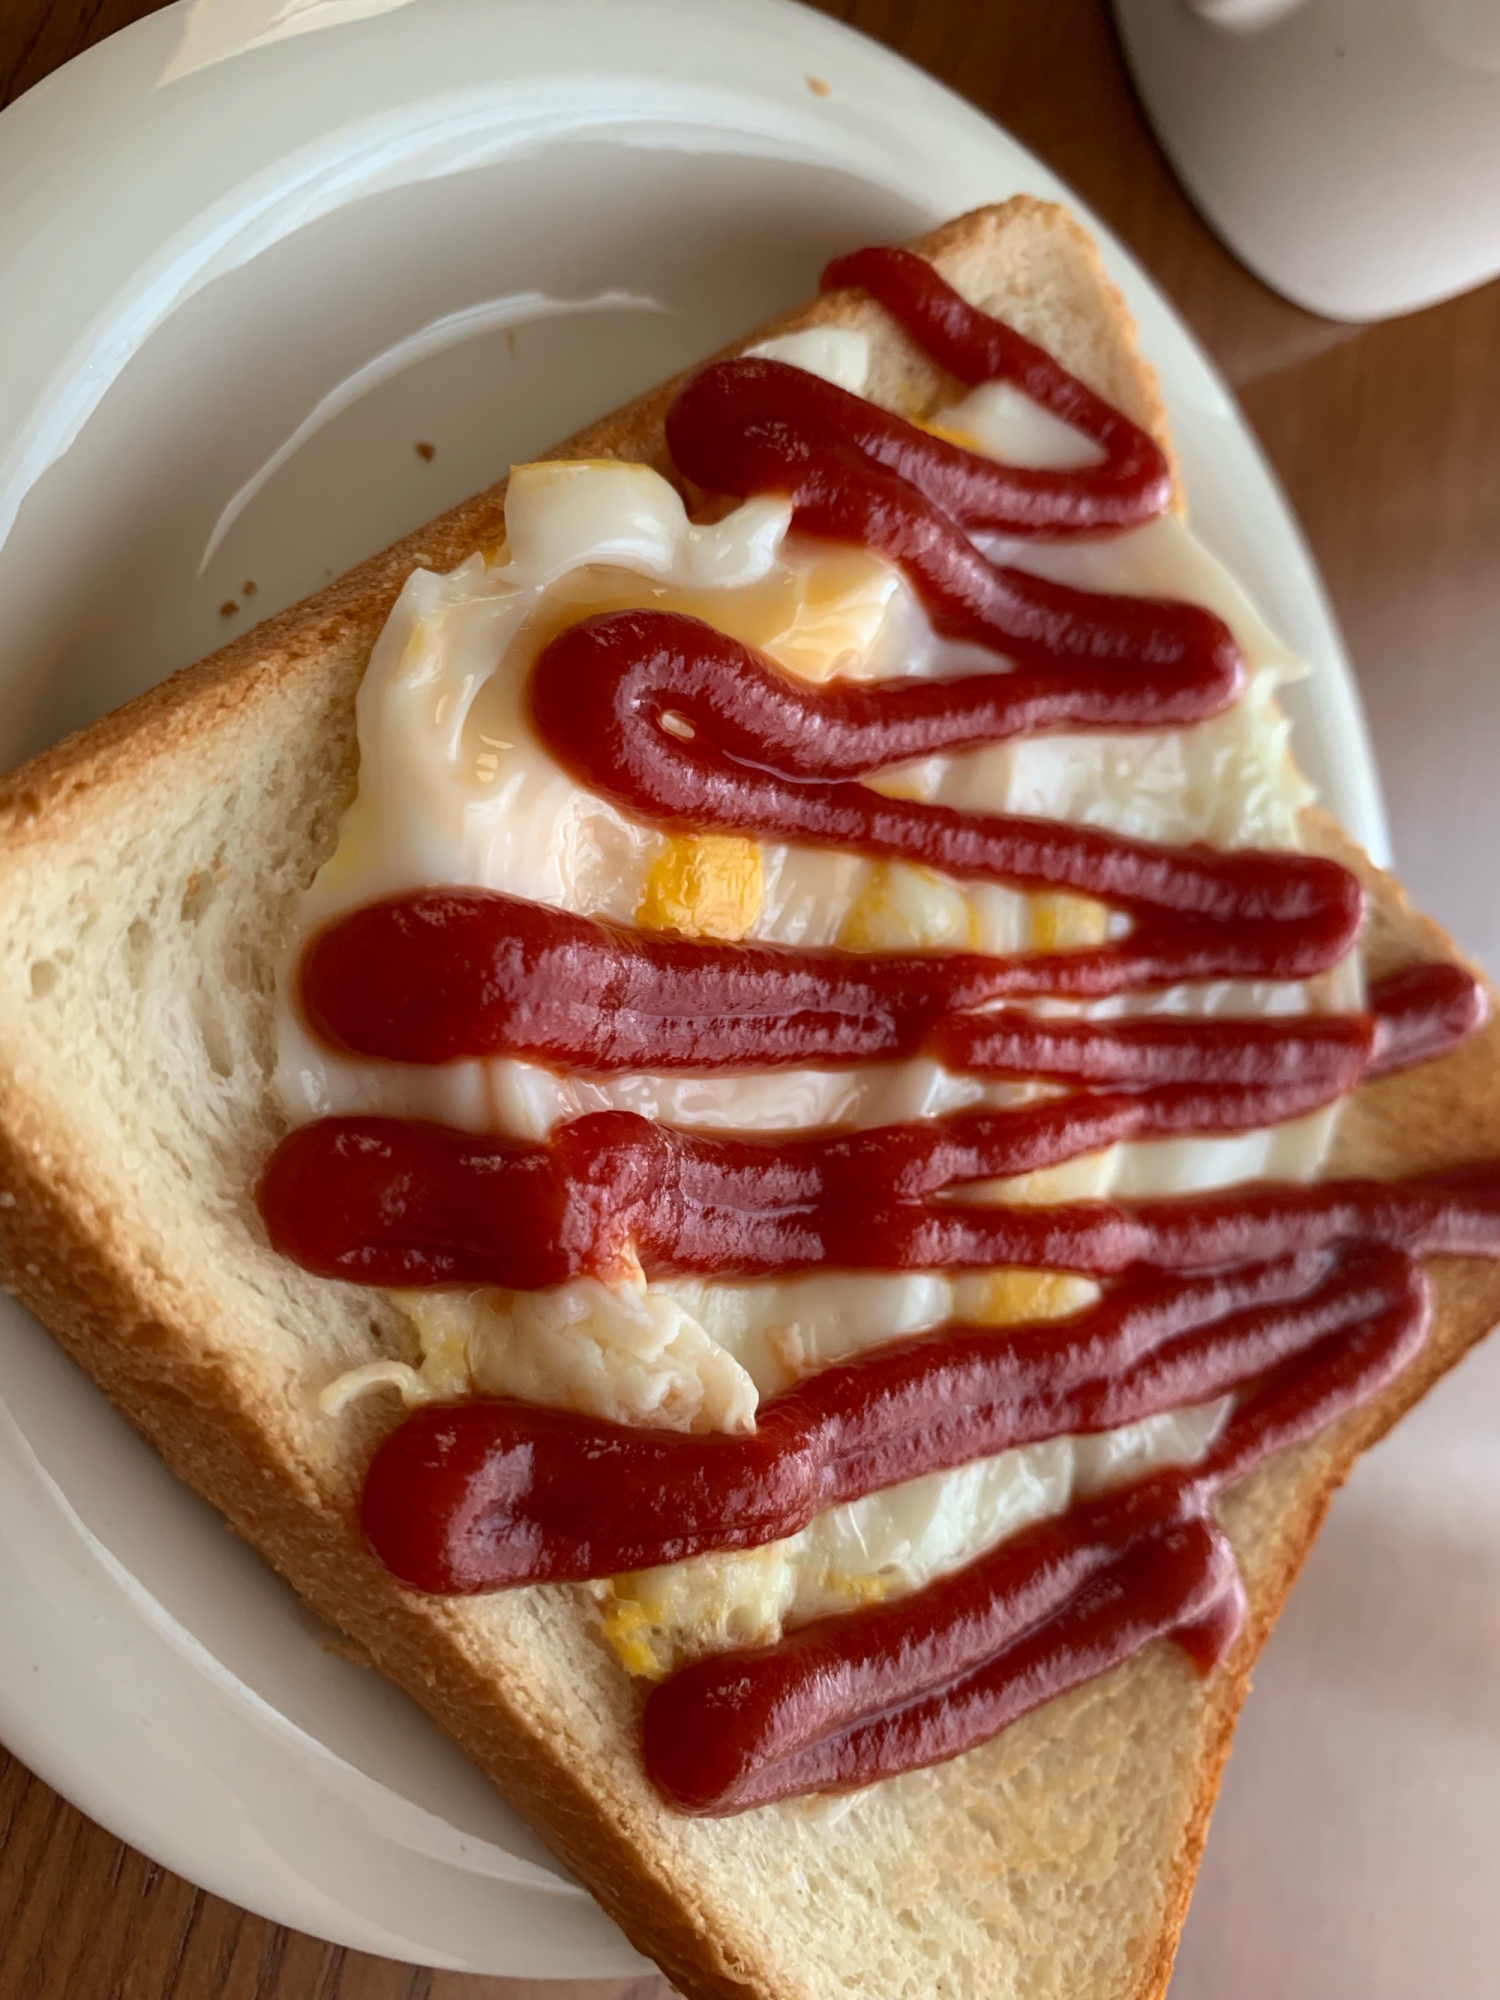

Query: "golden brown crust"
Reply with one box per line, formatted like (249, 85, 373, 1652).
(2, 198, 1496, 2000)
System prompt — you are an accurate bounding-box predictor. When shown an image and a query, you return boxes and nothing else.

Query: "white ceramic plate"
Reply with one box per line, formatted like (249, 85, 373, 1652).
(0, 0, 1403, 1984)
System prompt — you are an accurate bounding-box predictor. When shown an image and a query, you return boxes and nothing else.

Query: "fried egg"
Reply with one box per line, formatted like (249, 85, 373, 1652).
(285, 327, 1360, 1670)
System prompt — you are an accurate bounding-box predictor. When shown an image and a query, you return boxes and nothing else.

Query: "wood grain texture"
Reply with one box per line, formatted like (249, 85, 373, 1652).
(0, 1737, 664, 2000)
(2, 1, 1497, 1997)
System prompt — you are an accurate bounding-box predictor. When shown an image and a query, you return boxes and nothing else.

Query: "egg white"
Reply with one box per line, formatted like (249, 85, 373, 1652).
(286, 328, 1359, 1662)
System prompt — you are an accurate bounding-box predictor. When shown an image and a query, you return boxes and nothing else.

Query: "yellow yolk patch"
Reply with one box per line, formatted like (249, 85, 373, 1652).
(839, 869, 1110, 956)
(511, 543, 903, 691)
(840, 861, 974, 951)
(965, 1269, 1096, 1326)
(594, 1553, 898, 1680)
(756, 547, 904, 683)
(1030, 892, 1110, 951)
(595, 1592, 669, 1681)
(595, 1545, 801, 1677)
(638, 834, 765, 941)
(914, 416, 986, 454)
(390, 1291, 476, 1399)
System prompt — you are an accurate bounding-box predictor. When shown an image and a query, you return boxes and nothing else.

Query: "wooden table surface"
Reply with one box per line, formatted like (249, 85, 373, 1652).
(3, 3, 1498, 1998)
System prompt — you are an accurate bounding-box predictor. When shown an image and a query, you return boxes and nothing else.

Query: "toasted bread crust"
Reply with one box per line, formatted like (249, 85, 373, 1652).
(2, 199, 1497, 2000)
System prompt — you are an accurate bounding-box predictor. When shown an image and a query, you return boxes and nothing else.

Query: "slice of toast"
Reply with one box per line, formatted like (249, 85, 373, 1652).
(3, 198, 1498, 2000)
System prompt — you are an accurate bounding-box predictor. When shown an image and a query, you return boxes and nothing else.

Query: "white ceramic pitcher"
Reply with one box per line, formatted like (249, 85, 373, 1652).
(1114, 0, 1500, 320)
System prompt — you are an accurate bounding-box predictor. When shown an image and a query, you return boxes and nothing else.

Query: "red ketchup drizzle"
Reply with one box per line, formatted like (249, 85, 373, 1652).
(521, 610, 1360, 992)
(818, 244, 1171, 536)
(360, 1247, 1419, 1591)
(264, 242, 1500, 1813)
(265, 966, 1478, 1290)
(299, 871, 1366, 1069)
(642, 1249, 1426, 1813)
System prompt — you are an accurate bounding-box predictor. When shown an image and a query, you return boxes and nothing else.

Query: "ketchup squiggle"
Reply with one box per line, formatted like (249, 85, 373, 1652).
(265, 965, 1474, 1291)
(264, 243, 1499, 1814)
(359, 1247, 1413, 1591)
(643, 1249, 1427, 1812)
(263, 1100, 1500, 1295)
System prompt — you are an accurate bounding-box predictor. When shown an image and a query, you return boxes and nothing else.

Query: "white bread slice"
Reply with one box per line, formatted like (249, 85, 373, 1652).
(2, 198, 1499, 2000)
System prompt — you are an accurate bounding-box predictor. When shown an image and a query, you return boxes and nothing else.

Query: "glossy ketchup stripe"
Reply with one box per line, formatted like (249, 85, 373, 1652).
(300, 878, 1372, 1071)
(819, 243, 1171, 535)
(261, 968, 1484, 1291)
(298, 886, 1107, 1072)
(943, 961, 1479, 1083)
(642, 1253, 1430, 1813)
(540, 603, 1244, 776)
(667, 357, 1204, 661)
(359, 1247, 1413, 1592)
(1364, 959, 1487, 1074)
(672, 249, 1171, 550)
(650, 1518, 1240, 1815)
(260, 1109, 1500, 1293)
